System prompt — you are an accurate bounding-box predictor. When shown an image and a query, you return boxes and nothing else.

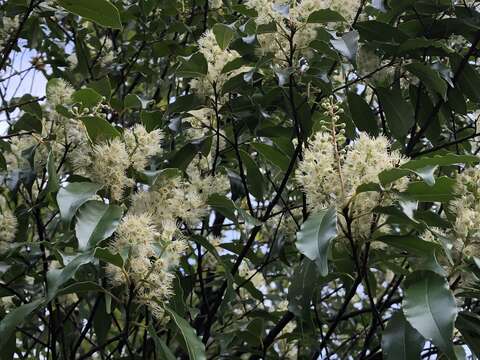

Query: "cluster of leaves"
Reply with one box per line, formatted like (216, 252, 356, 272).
(2, 0, 480, 359)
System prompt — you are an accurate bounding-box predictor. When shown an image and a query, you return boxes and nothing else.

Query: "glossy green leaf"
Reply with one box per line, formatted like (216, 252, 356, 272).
(75, 200, 123, 251)
(57, 182, 103, 223)
(46, 252, 94, 301)
(80, 116, 121, 143)
(330, 31, 359, 63)
(376, 87, 415, 139)
(382, 311, 424, 360)
(403, 270, 458, 357)
(406, 63, 448, 100)
(456, 311, 480, 357)
(213, 23, 235, 50)
(124, 94, 142, 109)
(207, 194, 237, 223)
(347, 92, 378, 136)
(13, 113, 42, 133)
(57, 0, 122, 29)
(72, 88, 103, 108)
(177, 53, 208, 78)
(0, 298, 45, 349)
(296, 207, 337, 276)
(403, 176, 456, 202)
(307, 9, 345, 23)
(164, 307, 206, 360)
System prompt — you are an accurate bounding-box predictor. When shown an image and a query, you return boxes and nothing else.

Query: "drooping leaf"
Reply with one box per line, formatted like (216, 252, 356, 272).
(406, 62, 448, 100)
(382, 311, 424, 360)
(207, 194, 237, 223)
(164, 307, 206, 360)
(46, 252, 94, 301)
(402, 270, 458, 358)
(347, 92, 378, 136)
(296, 207, 337, 276)
(376, 87, 415, 139)
(75, 201, 123, 251)
(0, 298, 45, 349)
(456, 311, 480, 357)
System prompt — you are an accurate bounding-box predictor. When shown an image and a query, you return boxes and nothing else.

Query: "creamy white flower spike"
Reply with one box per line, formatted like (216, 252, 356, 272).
(191, 29, 244, 97)
(106, 213, 188, 318)
(46, 78, 75, 107)
(0, 196, 17, 250)
(450, 168, 480, 258)
(296, 99, 406, 239)
(124, 124, 163, 171)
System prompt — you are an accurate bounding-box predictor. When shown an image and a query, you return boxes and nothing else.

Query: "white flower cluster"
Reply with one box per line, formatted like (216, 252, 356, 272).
(245, 0, 362, 61)
(0, 16, 19, 52)
(296, 99, 406, 239)
(190, 29, 244, 97)
(131, 169, 230, 227)
(74, 126, 163, 201)
(450, 168, 480, 257)
(46, 78, 75, 107)
(106, 214, 187, 318)
(0, 196, 17, 251)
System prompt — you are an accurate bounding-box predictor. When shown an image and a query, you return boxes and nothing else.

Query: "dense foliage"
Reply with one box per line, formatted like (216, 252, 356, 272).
(3, 0, 480, 358)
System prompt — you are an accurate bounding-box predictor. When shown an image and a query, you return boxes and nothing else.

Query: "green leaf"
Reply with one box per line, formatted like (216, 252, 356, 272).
(239, 150, 264, 199)
(13, 113, 42, 133)
(94, 247, 124, 268)
(296, 207, 337, 276)
(406, 63, 448, 100)
(124, 94, 142, 109)
(57, 0, 122, 29)
(164, 307, 206, 360)
(57, 182, 103, 223)
(251, 142, 290, 171)
(75, 200, 123, 251)
(0, 298, 45, 349)
(46, 252, 94, 301)
(288, 259, 318, 318)
(141, 110, 163, 132)
(149, 324, 176, 360)
(376, 87, 415, 139)
(307, 9, 345, 23)
(403, 176, 456, 202)
(207, 194, 237, 223)
(379, 153, 479, 185)
(213, 23, 235, 50)
(72, 88, 103, 108)
(456, 311, 480, 357)
(330, 31, 359, 63)
(177, 53, 208, 78)
(451, 53, 480, 103)
(46, 151, 60, 193)
(376, 235, 442, 258)
(88, 77, 111, 99)
(382, 311, 424, 360)
(402, 270, 458, 357)
(80, 116, 121, 143)
(347, 92, 378, 136)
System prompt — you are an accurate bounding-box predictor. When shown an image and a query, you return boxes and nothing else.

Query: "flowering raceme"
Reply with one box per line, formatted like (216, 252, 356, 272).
(296, 99, 406, 239)
(245, 0, 362, 61)
(450, 168, 480, 258)
(190, 29, 244, 97)
(0, 196, 17, 250)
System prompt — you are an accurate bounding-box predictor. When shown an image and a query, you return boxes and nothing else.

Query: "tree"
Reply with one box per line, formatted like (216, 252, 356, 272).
(1, 0, 480, 358)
